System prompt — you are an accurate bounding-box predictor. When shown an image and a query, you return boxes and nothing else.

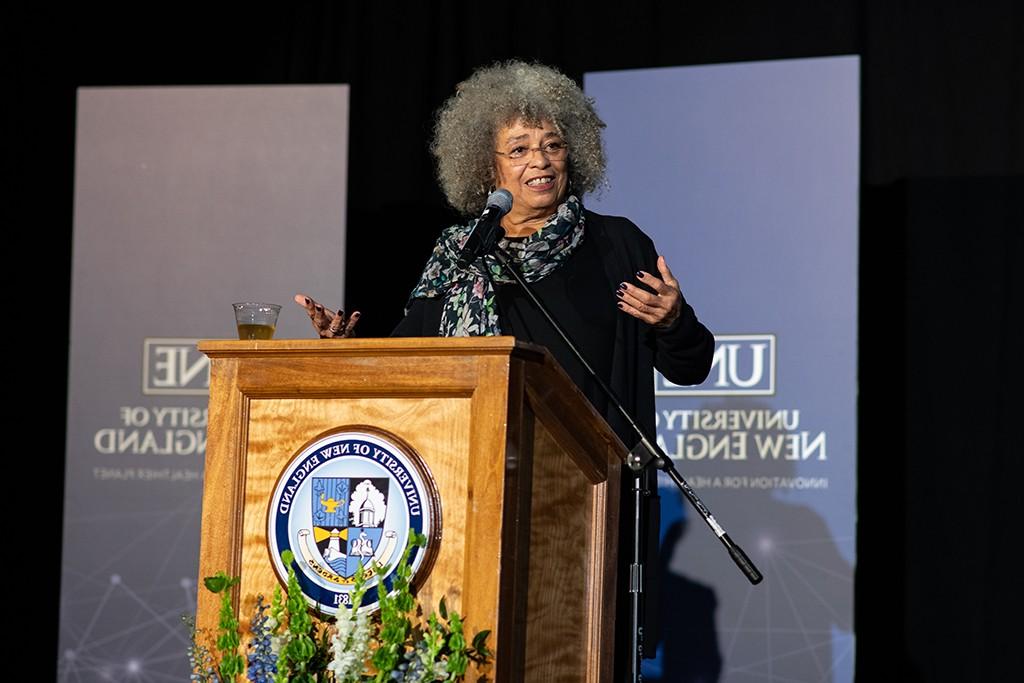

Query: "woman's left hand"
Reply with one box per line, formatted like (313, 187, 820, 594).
(616, 255, 683, 328)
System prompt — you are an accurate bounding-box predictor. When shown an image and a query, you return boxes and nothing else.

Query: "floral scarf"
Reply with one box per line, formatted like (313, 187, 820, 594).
(408, 195, 585, 336)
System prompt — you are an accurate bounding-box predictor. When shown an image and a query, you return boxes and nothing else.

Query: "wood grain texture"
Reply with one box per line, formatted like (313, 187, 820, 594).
(524, 353, 626, 482)
(517, 352, 626, 683)
(587, 463, 620, 683)
(461, 354, 513, 655)
(241, 397, 472, 627)
(195, 338, 626, 682)
(199, 336, 542, 360)
(521, 420, 595, 683)
(196, 357, 244, 635)
(494, 359, 533, 683)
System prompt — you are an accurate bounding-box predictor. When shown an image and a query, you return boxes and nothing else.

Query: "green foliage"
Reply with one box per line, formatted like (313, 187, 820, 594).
(204, 571, 245, 680)
(269, 585, 285, 635)
(444, 611, 467, 677)
(350, 558, 370, 610)
(274, 549, 320, 683)
(195, 535, 492, 682)
(371, 531, 425, 681)
(470, 629, 493, 663)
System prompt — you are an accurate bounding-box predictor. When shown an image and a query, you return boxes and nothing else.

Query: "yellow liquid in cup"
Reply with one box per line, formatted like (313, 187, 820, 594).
(237, 323, 275, 340)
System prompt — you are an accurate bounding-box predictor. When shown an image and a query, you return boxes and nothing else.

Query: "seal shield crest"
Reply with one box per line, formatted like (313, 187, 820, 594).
(268, 428, 440, 614)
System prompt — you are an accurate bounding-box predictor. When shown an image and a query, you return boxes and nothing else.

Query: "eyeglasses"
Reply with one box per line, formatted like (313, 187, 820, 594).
(495, 140, 569, 166)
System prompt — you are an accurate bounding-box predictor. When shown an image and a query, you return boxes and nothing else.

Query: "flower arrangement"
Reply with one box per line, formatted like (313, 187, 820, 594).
(187, 533, 491, 682)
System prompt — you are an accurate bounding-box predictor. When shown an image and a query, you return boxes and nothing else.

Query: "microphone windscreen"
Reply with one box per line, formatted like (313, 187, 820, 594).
(486, 189, 513, 215)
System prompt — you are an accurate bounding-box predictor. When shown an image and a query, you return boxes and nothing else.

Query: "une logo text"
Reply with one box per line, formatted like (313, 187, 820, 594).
(143, 338, 210, 395)
(657, 334, 776, 396)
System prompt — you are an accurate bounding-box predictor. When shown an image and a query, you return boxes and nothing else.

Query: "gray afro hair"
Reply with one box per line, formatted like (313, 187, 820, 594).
(431, 60, 607, 216)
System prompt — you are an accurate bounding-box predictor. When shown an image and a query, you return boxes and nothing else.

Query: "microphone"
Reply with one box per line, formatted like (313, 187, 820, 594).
(457, 189, 513, 268)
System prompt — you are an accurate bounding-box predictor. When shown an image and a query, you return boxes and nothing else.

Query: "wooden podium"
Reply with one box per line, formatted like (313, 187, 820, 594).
(196, 338, 626, 682)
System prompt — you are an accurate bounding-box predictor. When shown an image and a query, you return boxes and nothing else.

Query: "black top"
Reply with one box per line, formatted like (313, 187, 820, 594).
(393, 209, 714, 448)
(494, 231, 615, 419)
(393, 209, 715, 674)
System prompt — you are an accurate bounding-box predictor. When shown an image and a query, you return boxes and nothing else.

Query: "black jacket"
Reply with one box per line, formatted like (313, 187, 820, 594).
(393, 209, 714, 447)
(393, 210, 714, 676)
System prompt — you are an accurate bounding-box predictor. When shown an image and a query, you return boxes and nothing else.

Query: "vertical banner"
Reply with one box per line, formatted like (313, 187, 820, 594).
(586, 57, 859, 682)
(59, 86, 349, 680)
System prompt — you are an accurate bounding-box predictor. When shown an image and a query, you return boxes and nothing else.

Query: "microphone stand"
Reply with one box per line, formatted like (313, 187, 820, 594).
(485, 245, 763, 683)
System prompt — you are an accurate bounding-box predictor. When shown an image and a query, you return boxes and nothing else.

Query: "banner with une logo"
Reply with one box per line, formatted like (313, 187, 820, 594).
(59, 86, 350, 680)
(587, 56, 859, 683)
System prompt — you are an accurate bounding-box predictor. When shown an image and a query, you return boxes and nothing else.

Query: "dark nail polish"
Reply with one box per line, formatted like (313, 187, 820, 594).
(636, 271, 645, 279)
(304, 297, 311, 305)
(617, 302, 625, 309)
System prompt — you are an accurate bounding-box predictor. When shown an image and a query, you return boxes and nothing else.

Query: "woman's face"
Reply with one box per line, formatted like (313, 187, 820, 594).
(493, 119, 569, 222)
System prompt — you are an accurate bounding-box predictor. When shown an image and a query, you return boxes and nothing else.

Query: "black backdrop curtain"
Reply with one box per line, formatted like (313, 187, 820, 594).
(16, 2, 1020, 680)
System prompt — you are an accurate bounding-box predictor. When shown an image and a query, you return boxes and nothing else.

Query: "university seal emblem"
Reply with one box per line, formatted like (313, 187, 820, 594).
(268, 427, 440, 614)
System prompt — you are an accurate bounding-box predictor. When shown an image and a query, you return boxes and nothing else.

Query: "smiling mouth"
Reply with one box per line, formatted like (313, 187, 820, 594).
(526, 176, 555, 187)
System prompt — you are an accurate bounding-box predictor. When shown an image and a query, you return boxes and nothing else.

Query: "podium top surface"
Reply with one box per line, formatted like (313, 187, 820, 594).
(198, 336, 548, 360)
(198, 336, 628, 471)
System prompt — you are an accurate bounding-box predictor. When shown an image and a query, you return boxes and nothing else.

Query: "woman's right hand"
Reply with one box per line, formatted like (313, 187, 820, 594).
(294, 293, 361, 338)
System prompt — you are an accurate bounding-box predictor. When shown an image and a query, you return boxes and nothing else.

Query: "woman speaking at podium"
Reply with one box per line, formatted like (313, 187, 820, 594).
(299, 60, 713, 437)
(296, 60, 714, 677)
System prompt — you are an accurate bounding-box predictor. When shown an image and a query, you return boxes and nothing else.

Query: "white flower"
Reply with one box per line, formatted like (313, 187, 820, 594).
(269, 631, 290, 657)
(327, 608, 372, 683)
(432, 661, 450, 680)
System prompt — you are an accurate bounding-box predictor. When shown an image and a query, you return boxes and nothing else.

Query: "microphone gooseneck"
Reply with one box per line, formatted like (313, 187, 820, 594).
(479, 191, 763, 683)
